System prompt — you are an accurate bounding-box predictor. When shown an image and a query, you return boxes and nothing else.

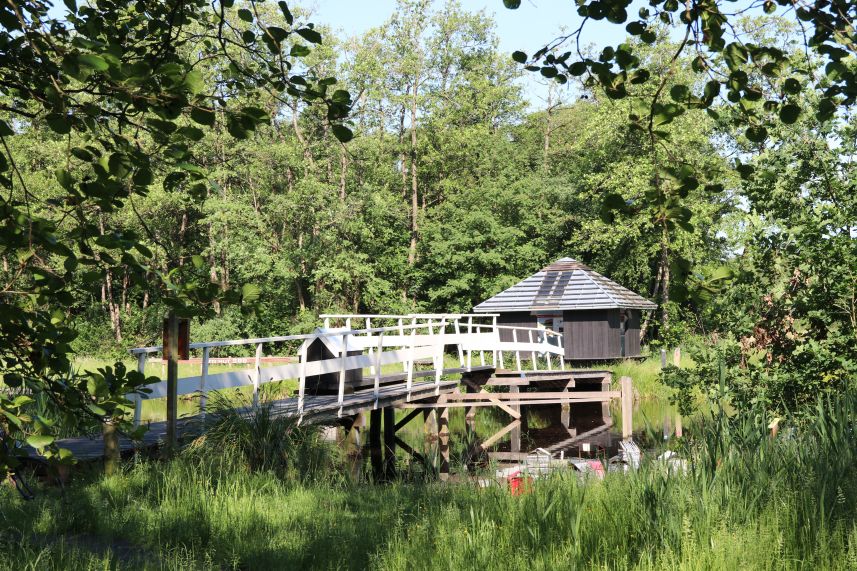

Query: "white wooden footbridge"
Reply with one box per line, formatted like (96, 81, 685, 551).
(51, 313, 634, 478)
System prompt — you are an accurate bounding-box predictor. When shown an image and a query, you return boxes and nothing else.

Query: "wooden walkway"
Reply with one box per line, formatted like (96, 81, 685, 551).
(28, 312, 634, 469)
(36, 380, 459, 461)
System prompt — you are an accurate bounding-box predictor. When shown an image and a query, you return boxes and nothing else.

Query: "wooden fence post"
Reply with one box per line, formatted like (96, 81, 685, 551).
(165, 312, 179, 455)
(102, 418, 120, 475)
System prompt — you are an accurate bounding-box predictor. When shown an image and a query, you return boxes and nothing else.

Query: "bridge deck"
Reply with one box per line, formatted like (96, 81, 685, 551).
(34, 380, 459, 461)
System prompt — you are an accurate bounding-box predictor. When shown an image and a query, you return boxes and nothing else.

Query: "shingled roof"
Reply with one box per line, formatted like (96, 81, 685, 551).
(473, 257, 657, 313)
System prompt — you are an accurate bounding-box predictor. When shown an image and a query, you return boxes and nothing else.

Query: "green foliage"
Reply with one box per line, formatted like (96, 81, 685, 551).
(512, 1, 856, 142)
(508, 3, 856, 350)
(0, 1, 350, 475)
(673, 94, 857, 415)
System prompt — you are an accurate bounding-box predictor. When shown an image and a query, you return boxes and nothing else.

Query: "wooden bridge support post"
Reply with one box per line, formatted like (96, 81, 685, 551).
(465, 384, 476, 440)
(369, 408, 383, 481)
(423, 409, 437, 451)
(510, 384, 521, 454)
(383, 407, 397, 480)
(561, 401, 570, 429)
(601, 376, 612, 420)
(620, 376, 633, 440)
(345, 413, 365, 482)
(438, 405, 450, 481)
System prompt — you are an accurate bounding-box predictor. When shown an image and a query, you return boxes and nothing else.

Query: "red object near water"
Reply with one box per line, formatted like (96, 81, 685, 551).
(508, 471, 533, 496)
(587, 460, 605, 479)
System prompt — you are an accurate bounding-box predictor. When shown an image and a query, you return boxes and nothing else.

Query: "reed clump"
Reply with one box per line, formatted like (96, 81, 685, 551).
(184, 389, 344, 484)
(0, 392, 855, 569)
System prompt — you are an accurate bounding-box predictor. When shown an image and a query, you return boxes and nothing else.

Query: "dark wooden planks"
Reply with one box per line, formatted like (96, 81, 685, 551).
(564, 309, 622, 360)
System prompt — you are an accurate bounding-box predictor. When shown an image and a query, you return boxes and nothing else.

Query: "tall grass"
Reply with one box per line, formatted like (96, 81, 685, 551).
(2, 392, 856, 569)
(185, 389, 343, 483)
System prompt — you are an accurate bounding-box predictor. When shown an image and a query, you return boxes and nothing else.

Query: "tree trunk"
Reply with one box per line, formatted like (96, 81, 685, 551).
(398, 104, 408, 200)
(297, 232, 307, 312)
(408, 76, 419, 267)
(296, 279, 307, 312)
(543, 84, 553, 172)
(98, 212, 121, 342)
(659, 225, 671, 336)
(178, 211, 188, 266)
(292, 99, 315, 169)
(323, 121, 333, 183)
(121, 270, 129, 313)
(220, 220, 229, 293)
(640, 262, 665, 342)
(339, 145, 348, 202)
(105, 267, 121, 342)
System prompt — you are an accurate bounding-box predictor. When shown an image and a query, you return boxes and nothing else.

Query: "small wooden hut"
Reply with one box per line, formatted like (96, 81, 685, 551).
(473, 258, 657, 361)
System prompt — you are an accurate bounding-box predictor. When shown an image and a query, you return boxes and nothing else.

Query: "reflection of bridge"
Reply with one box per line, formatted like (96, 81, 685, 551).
(54, 313, 634, 479)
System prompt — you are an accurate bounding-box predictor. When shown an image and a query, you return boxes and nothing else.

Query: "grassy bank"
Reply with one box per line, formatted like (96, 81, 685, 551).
(2, 392, 856, 570)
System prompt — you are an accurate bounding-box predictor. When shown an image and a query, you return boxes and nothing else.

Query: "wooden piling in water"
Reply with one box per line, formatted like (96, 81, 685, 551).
(510, 384, 521, 453)
(620, 376, 633, 440)
(438, 405, 450, 481)
(383, 407, 396, 480)
(465, 384, 476, 438)
(369, 408, 382, 480)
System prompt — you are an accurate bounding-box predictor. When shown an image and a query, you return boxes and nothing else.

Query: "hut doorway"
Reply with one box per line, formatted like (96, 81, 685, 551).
(536, 312, 563, 347)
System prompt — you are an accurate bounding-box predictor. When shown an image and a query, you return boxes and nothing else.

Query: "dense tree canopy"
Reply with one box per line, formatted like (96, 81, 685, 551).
(507, 0, 856, 411)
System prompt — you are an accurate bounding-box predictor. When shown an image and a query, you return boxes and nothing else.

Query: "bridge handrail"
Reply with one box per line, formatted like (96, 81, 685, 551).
(128, 322, 558, 354)
(127, 314, 565, 424)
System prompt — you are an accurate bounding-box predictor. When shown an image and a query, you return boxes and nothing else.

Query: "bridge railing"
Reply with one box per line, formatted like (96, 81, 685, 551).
(127, 314, 564, 424)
